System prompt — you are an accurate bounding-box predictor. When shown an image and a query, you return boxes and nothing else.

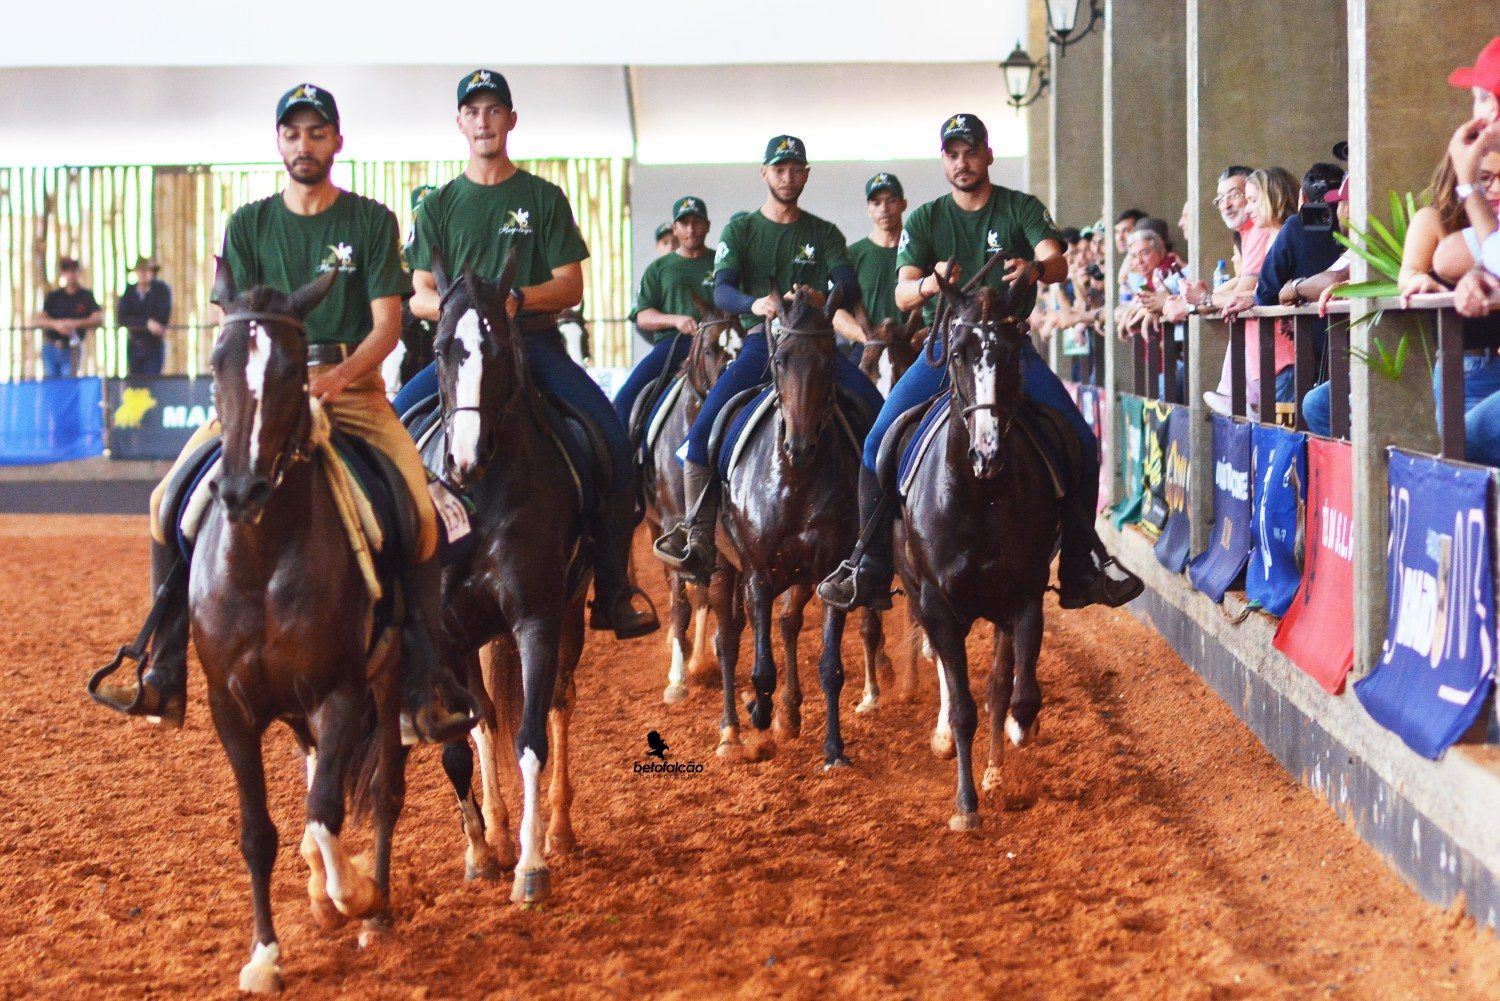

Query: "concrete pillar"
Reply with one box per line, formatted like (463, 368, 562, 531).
(1345, 3, 1490, 671)
(1048, 30, 1104, 229)
(1025, 0, 1052, 208)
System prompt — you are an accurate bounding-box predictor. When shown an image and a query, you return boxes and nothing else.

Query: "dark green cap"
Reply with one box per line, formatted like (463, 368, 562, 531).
(865, 172, 903, 200)
(458, 68, 512, 108)
(672, 195, 708, 222)
(763, 135, 807, 165)
(276, 83, 339, 130)
(654, 222, 673, 241)
(939, 113, 987, 149)
(411, 185, 437, 211)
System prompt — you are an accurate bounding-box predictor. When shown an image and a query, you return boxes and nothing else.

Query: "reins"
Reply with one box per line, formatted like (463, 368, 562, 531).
(219, 310, 315, 492)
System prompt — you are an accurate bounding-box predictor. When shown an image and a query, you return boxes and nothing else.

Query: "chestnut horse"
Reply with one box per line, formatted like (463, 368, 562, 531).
(858, 307, 927, 396)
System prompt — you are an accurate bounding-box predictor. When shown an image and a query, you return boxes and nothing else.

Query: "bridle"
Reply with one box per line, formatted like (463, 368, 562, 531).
(769, 319, 839, 446)
(220, 310, 315, 492)
(944, 317, 1019, 444)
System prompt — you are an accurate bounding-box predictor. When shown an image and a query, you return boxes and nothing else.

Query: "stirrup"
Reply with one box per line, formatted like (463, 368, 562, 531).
(652, 525, 692, 567)
(88, 556, 188, 717)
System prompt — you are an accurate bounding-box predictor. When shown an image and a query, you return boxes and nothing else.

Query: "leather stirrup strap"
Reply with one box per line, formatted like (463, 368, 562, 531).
(86, 556, 187, 705)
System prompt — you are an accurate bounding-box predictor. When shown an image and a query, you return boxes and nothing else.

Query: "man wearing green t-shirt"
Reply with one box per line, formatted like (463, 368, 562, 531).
(96, 83, 477, 742)
(819, 113, 1143, 613)
(833, 171, 907, 361)
(406, 69, 657, 639)
(613, 195, 715, 429)
(652, 135, 884, 581)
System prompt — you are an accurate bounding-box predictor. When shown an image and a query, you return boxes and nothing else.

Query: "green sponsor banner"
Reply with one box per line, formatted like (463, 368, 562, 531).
(1111, 393, 1146, 529)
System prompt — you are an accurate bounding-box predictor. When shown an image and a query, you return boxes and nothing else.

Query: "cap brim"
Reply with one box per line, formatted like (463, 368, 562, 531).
(1450, 67, 1478, 89)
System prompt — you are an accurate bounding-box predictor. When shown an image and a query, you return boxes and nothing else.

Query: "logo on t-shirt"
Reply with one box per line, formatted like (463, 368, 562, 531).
(700, 272, 715, 290)
(499, 209, 532, 236)
(714, 242, 729, 263)
(793, 243, 817, 266)
(318, 242, 357, 274)
(898, 229, 910, 254)
(985, 230, 1002, 256)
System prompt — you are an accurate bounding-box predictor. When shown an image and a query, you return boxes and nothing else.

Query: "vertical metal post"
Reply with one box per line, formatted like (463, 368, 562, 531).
(1293, 313, 1316, 432)
(1258, 313, 1278, 425)
(1229, 317, 1246, 417)
(1329, 318, 1351, 438)
(1163, 322, 1180, 404)
(1437, 308, 1465, 461)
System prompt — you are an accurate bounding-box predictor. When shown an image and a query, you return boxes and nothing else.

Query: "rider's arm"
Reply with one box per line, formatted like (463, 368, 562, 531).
(410, 270, 439, 321)
(311, 295, 400, 402)
(895, 265, 932, 313)
(713, 268, 759, 316)
(519, 261, 584, 315)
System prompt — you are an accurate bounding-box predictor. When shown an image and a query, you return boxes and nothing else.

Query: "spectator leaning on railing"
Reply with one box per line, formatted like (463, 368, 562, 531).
(33, 257, 103, 380)
(117, 256, 173, 378)
(1451, 37, 1500, 319)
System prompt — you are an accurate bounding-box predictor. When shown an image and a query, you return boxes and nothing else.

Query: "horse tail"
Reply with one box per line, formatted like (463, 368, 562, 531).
(342, 700, 386, 824)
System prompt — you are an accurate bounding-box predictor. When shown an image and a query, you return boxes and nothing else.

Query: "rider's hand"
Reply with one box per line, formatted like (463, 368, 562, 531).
(751, 295, 779, 318)
(676, 315, 697, 335)
(933, 261, 960, 286)
(1002, 257, 1041, 288)
(311, 364, 354, 403)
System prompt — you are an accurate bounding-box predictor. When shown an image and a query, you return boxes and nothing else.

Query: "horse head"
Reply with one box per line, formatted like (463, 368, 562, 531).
(932, 256, 1028, 480)
(685, 290, 742, 402)
(769, 284, 840, 469)
(208, 258, 335, 524)
(431, 246, 528, 489)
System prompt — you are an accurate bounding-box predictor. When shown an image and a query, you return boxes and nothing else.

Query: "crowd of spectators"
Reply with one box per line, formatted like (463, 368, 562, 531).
(28, 255, 173, 380)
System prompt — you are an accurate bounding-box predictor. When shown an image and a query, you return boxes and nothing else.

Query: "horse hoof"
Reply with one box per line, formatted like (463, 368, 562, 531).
(773, 715, 801, 740)
(545, 831, 580, 857)
(238, 945, 283, 995)
(948, 811, 982, 832)
(716, 741, 745, 763)
(333, 875, 385, 921)
(663, 683, 689, 705)
(750, 737, 777, 762)
(823, 756, 852, 771)
(511, 868, 551, 905)
(981, 765, 1005, 793)
(308, 895, 346, 929)
(357, 917, 391, 949)
(465, 858, 502, 883)
(854, 694, 878, 714)
(1006, 714, 1039, 748)
(930, 730, 956, 760)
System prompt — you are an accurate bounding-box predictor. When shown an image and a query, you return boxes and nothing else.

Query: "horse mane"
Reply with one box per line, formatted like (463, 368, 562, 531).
(685, 313, 731, 395)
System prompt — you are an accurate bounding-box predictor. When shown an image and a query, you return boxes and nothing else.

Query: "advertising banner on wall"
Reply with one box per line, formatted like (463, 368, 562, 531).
(1187, 416, 1253, 602)
(104, 377, 217, 460)
(0, 377, 105, 465)
(1273, 438, 1355, 693)
(1112, 394, 1145, 529)
(1355, 451, 1496, 759)
(1247, 424, 1307, 616)
(1154, 406, 1193, 573)
(1139, 399, 1174, 535)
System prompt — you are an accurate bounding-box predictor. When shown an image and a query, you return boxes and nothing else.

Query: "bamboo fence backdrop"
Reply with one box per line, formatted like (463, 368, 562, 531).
(1, 158, 632, 381)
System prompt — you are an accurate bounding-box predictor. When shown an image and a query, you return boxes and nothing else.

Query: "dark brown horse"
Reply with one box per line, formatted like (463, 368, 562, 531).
(419, 251, 588, 904)
(193, 264, 408, 993)
(712, 287, 882, 767)
(640, 305, 742, 704)
(857, 307, 927, 397)
(896, 272, 1062, 831)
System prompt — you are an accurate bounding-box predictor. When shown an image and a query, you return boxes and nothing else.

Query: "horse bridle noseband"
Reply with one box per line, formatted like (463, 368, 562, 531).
(220, 310, 315, 491)
(768, 321, 841, 444)
(945, 318, 1018, 440)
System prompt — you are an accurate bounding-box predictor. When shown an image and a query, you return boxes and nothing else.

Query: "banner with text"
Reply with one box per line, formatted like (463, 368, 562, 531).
(1154, 406, 1193, 573)
(104, 377, 217, 460)
(1273, 438, 1355, 693)
(1139, 399, 1174, 536)
(1112, 394, 1145, 528)
(0, 377, 105, 465)
(1355, 451, 1496, 759)
(1188, 416, 1253, 602)
(1247, 424, 1307, 616)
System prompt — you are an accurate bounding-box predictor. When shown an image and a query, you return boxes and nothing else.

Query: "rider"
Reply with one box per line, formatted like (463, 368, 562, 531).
(613, 195, 716, 429)
(406, 69, 659, 640)
(94, 83, 477, 741)
(818, 113, 1145, 612)
(652, 135, 886, 582)
(834, 172, 908, 362)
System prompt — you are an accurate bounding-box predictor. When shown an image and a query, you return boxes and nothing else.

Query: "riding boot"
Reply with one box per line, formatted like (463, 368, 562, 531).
(1055, 475, 1144, 609)
(401, 554, 480, 743)
(588, 489, 661, 639)
(817, 466, 896, 612)
(652, 459, 719, 586)
(93, 537, 189, 727)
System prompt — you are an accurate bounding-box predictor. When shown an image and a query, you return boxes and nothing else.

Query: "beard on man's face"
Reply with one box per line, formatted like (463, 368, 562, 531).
(285, 155, 331, 185)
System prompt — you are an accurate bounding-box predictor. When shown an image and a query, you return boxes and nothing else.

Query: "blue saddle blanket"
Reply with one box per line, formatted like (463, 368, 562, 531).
(895, 392, 1072, 498)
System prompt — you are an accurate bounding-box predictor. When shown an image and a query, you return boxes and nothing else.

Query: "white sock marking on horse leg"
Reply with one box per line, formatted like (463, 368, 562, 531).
(517, 747, 544, 873)
(450, 309, 484, 474)
(238, 941, 281, 991)
(668, 636, 687, 688)
(244, 322, 271, 466)
(304, 751, 317, 791)
(878, 350, 895, 396)
(306, 822, 347, 903)
(936, 659, 953, 742)
(1006, 714, 1027, 746)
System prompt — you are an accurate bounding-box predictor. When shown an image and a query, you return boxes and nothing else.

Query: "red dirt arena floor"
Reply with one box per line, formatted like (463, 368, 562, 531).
(2, 513, 1499, 999)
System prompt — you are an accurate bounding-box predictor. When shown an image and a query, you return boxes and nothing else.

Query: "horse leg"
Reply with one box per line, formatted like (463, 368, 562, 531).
(302, 689, 384, 921)
(546, 603, 585, 857)
(899, 602, 924, 703)
(476, 642, 518, 870)
(209, 694, 282, 995)
(712, 565, 746, 761)
(775, 586, 807, 739)
(360, 649, 409, 948)
(510, 619, 562, 904)
(1007, 598, 1045, 747)
(745, 574, 778, 760)
(924, 609, 981, 830)
(931, 654, 956, 760)
(983, 628, 1017, 794)
(819, 604, 851, 769)
(686, 588, 716, 683)
(443, 740, 499, 881)
(663, 571, 692, 704)
(855, 606, 885, 714)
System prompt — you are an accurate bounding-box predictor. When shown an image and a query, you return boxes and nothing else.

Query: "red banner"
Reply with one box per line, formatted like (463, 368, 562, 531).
(1273, 438, 1355, 693)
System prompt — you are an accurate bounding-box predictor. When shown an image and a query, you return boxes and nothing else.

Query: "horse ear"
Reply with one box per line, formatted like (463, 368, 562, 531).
(688, 288, 712, 318)
(287, 268, 338, 321)
(961, 250, 1005, 294)
(430, 245, 451, 299)
(904, 307, 924, 338)
(824, 282, 844, 321)
(212, 256, 237, 309)
(765, 283, 783, 320)
(931, 258, 958, 297)
(850, 302, 873, 338)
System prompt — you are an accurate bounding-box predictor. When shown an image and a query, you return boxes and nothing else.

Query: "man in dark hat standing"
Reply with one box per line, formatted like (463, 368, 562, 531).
(35, 258, 102, 379)
(118, 256, 173, 378)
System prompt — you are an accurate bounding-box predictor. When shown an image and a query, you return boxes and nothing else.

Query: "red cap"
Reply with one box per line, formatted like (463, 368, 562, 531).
(1324, 176, 1350, 205)
(1450, 37, 1500, 95)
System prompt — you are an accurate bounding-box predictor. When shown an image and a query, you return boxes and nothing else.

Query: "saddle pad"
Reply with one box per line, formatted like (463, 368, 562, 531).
(896, 394, 1070, 500)
(644, 375, 687, 453)
(716, 385, 863, 479)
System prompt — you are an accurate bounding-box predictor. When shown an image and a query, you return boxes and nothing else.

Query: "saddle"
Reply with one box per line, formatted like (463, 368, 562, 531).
(882, 390, 1080, 501)
(713, 383, 873, 480)
(633, 374, 687, 458)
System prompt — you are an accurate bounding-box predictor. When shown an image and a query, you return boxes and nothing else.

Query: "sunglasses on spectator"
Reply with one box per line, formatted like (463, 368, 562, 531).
(1212, 191, 1246, 206)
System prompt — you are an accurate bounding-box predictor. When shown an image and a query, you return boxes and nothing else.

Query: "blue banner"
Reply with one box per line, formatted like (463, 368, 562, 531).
(0, 378, 105, 465)
(104, 377, 217, 460)
(1154, 406, 1192, 573)
(1247, 424, 1307, 616)
(1188, 416, 1253, 602)
(1356, 451, 1496, 759)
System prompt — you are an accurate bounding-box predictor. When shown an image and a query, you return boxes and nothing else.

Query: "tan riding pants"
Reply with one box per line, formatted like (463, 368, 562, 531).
(148, 367, 438, 561)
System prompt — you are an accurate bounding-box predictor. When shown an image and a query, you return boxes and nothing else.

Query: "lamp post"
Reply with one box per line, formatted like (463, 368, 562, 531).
(1000, 41, 1049, 110)
(1045, 0, 1103, 52)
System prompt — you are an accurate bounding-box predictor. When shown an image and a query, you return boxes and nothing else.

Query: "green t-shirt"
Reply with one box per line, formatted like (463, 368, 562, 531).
(896, 186, 1061, 321)
(713, 209, 850, 329)
(848, 237, 900, 325)
(220, 191, 409, 345)
(629, 251, 716, 342)
(408, 171, 589, 292)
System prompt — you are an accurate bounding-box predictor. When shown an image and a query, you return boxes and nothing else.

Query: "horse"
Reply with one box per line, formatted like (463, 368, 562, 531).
(639, 304, 743, 705)
(557, 308, 592, 365)
(191, 263, 409, 993)
(895, 265, 1064, 831)
(417, 250, 589, 905)
(858, 307, 927, 397)
(711, 286, 883, 767)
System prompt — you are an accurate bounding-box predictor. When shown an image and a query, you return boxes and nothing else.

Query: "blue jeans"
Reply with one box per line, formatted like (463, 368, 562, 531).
(613, 335, 691, 427)
(390, 331, 633, 490)
(42, 341, 73, 379)
(1302, 381, 1334, 437)
(1436, 355, 1500, 466)
(862, 338, 1098, 480)
(127, 334, 165, 378)
(684, 327, 884, 466)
